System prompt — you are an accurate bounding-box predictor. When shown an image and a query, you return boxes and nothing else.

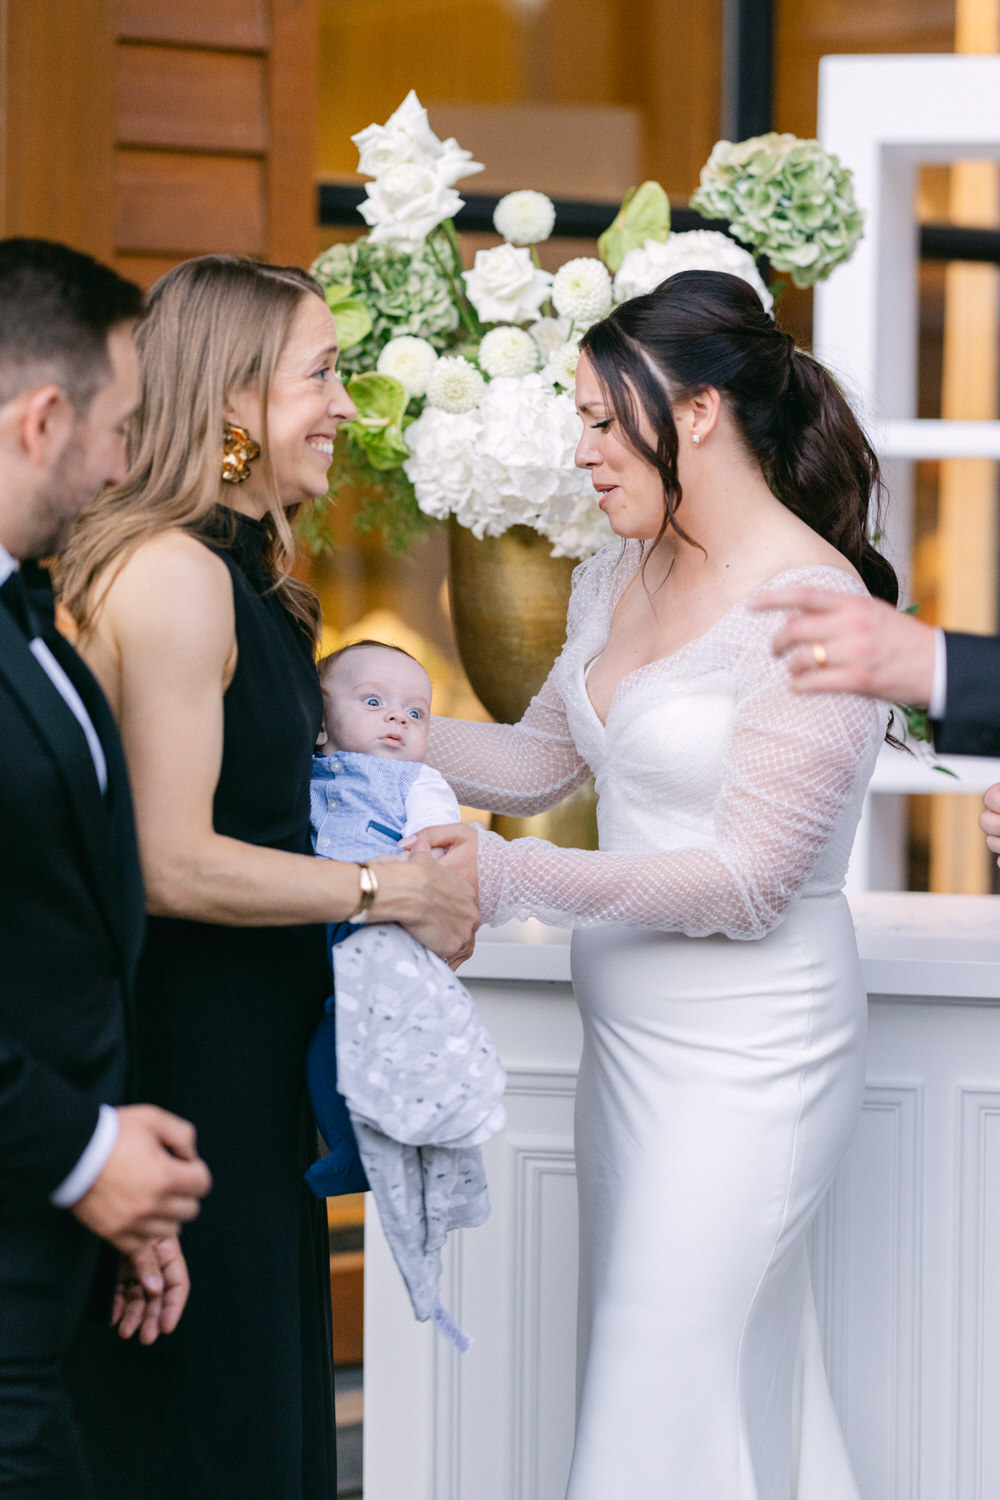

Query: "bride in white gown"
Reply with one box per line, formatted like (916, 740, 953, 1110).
(422, 270, 899, 1499)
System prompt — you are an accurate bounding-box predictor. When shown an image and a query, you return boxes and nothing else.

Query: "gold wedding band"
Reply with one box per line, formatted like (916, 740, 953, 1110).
(812, 642, 828, 669)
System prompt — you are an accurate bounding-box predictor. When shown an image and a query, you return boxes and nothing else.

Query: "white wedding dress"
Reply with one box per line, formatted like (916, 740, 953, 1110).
(429, 542, 886, 1500)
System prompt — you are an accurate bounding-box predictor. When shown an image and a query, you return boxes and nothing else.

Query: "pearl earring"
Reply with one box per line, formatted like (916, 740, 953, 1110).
(691, 432, 701, 446)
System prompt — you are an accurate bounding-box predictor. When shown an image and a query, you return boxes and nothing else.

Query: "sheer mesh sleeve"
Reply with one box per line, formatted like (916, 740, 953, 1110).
(474, 601, 885, 939)
(428, 671, 591, 816)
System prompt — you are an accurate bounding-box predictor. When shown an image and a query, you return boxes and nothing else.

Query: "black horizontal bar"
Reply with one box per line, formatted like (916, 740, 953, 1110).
(317, 185, 1000, 266)
(920, 224, 1000, 264)
(317, 183, 729, 240)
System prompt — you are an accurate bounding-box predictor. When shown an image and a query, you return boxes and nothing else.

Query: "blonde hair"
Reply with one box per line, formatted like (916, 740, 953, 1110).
(59, 254, 325, 641)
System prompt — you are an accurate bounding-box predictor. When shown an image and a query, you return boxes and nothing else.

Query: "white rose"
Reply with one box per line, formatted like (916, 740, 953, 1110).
(376, 336, 439, 399)
(614, 230, 774, 313)
(477, 326, 539, 378)
(353, 90, 483, 188)
(551, 258, 613, 326)
(425, 355, 486, 414)
(493, 190, 556, 246)
(463, 245, 553, 325)
(358, 163, 464, 248)
(528, 316, 572, 361)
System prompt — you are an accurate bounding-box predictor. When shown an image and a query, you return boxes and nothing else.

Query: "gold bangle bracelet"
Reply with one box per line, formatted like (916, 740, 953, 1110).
(348, 862, 378, 923)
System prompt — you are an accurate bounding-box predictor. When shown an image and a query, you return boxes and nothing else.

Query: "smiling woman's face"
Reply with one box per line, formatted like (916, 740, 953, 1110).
(573, 351, 666, 541)
(227, 292, 357, 509)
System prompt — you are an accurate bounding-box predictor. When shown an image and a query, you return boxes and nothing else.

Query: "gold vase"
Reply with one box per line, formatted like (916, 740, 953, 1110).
(448, 518, 598, 849)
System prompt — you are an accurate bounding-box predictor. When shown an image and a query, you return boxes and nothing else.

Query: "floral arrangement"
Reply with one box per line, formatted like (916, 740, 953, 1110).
(306, 95, 864, 558)
(688, 133, 864, 288)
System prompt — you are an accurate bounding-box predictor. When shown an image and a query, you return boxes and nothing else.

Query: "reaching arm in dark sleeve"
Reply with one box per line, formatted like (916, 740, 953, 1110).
(0, 1037, 101, 1219)
(932, 632, 1000, 757)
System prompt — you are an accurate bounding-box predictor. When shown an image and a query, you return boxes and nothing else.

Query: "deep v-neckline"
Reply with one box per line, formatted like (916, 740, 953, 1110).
(582, 560, 862, 730)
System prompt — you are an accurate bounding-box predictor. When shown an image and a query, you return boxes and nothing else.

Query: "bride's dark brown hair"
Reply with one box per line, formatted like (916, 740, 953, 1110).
(579, 269, 899, 609)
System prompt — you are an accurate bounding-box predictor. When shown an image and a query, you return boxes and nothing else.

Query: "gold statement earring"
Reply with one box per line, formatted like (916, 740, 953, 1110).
(221, 423, 260, 484)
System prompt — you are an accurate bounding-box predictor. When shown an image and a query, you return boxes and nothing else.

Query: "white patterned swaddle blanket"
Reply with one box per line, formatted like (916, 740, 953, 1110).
(333, 923, 506, 1352)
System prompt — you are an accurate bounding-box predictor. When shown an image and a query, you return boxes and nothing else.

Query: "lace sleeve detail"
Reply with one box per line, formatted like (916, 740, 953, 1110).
(428, 671, 591, 815)
(475, 577, 886, 938)
(426, 548, 616, 815)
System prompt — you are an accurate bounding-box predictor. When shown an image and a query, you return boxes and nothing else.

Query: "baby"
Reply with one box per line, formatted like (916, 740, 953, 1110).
(304, 640, 505, 1352)
(310, 638, 463, 864)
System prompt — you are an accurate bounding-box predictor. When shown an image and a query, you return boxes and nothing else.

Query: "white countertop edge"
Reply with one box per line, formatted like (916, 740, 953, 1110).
(460, 894, 1000, 1000)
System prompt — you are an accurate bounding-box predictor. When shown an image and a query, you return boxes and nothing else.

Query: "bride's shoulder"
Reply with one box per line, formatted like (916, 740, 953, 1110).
(756, 560, 867, 599)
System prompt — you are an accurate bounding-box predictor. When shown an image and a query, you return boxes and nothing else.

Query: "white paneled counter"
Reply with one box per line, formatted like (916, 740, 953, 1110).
(364, 895, 1000, 1500)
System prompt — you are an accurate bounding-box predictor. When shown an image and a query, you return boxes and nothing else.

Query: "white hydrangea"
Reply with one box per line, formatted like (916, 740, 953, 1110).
(613, 230, 774, 313)
(376, 335, 439, 398)
(542, 340, 581, 390)
(463, 245, 553, 325)
(528, 316, 573, 361)
(405, 373, 611, 558)
(403, 406, 483, 524)
(551, 258, 613, 326)
(477, 326, 539, 378)
(537, 488, 615, 560)
(493, 189, 556, 246)
(425, 355, 486, 414)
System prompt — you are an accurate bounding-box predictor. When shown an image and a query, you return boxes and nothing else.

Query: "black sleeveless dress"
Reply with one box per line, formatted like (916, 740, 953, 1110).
(70, 511, 336, 1499)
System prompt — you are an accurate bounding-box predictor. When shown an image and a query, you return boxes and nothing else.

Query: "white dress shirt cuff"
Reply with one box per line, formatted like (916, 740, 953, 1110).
(928, 628, 948, 721)
(51, 1103, 120, 1208)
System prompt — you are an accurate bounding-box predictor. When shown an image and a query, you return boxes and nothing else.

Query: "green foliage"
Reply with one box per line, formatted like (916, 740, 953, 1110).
(341, 373, 410, 470)
(323, 283, 372, 352)
(598, 182, 671, 272)
(295, 438, 431, 558)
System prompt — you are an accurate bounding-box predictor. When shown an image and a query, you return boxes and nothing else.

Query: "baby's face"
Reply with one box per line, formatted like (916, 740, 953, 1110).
(320, 646, 431, 762)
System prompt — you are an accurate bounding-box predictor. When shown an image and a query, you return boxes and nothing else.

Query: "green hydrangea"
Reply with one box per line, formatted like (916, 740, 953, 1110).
(310, 237, 460, 374)
(689, 132, 864, 289)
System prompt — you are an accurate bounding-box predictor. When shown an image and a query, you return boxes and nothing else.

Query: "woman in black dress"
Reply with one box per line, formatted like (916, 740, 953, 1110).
(59, 256, 476, 1499)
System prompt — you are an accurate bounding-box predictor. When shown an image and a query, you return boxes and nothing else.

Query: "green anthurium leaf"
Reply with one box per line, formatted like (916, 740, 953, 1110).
(342, 373, 410, 470)
(328, 294, 372, 353)
(323, 282, 354, 308)
(598, 181, 671, 272)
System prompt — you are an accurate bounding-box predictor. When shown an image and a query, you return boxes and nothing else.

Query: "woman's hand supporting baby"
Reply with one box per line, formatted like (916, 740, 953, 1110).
(368, 848, 478, 959)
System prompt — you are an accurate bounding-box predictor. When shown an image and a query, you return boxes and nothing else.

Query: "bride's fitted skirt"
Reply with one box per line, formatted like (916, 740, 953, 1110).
(567, 892, 865, 1500)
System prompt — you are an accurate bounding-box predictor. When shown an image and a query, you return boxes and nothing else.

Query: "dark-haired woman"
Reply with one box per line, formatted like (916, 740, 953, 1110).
(422, 270, 894, 1498)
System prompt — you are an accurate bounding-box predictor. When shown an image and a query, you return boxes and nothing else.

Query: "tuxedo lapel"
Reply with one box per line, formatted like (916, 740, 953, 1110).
(0, 608, 143, 969)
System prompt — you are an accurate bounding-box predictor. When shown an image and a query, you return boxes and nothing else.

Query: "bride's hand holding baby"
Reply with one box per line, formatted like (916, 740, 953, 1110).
(404, 822, 480, 894)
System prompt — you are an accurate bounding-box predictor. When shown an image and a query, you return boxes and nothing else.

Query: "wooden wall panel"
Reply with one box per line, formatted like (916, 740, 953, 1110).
(775, 0, 955, 138)
(118, 0, 269, 50)
(0, 0, 115, 256)
(115, 150, 267, 257)
(117, 44, 268, 153)
(267, 0, 319, 268)
(113, 0, 318, 275)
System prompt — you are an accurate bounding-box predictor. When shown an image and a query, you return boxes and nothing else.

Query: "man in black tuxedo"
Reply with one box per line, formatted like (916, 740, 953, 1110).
(0, 239, 211, 1498)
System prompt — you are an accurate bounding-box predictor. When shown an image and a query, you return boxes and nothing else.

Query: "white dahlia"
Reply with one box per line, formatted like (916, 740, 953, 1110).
(425, 355, 486, 414)
(551, 258, 614, 326)
(376, 335, 439, 398)
(477, 326, 539, 378)
(493, 189, 556, 246)
(613, 230, 774, 313)
(543, 340, 581, 390)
